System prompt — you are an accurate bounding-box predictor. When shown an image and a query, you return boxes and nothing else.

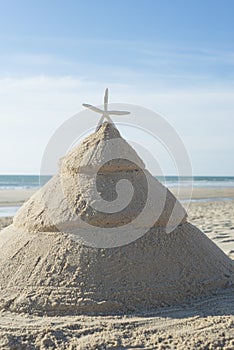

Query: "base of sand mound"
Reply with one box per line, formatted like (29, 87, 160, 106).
(0, 221, 233, 316)
(0, 285, 233, 349)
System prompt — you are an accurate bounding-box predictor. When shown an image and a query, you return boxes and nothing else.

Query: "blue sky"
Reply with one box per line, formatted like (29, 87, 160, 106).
(0, 0, 234, 175)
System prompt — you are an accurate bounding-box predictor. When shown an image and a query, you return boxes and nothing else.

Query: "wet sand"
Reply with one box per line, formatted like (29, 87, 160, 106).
(0, 189, 35, 207)
(1, 187, 234, 207)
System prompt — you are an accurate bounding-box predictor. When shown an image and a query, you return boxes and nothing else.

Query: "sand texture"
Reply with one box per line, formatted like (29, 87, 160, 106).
(0, 221, 233, 317)
(0, 286, 233, 350)
(1, 186, 234, 209)
(0, 123, 233, 348)
(0, 218, 12, 231)
(1, 200, 233, 258)
(0, 201, 233, 348)
(0, 189, 35, 207)
(0, 123, 232, 316)
(188, 200, 234, 260)
(13, 123, 186, 234)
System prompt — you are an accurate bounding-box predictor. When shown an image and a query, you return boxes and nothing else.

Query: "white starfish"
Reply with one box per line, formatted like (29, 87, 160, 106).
(83, 88, 130, 130)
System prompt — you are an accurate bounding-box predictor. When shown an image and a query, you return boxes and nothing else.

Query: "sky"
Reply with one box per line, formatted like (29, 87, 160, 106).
(0, 0, 234, 175)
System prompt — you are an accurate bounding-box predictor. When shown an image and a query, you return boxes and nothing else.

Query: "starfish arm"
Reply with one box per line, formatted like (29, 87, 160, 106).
(104, 88, 109, 112)
(108, 110, 131, 115)
(82, 104, 104, 114)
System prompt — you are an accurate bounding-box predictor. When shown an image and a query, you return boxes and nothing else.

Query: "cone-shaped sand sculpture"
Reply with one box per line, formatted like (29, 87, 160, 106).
(0, 122, 233, 315)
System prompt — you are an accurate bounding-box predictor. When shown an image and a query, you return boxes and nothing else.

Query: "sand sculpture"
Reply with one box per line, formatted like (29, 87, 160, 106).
(0, 92, 233, 316)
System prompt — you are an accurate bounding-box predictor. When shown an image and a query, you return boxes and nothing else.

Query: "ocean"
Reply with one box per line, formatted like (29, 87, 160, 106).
(0, 175, 50, 190)
(0, 175, 234, 190)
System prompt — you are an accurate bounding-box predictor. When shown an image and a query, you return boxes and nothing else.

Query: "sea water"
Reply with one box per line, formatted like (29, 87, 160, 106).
(0, 175, 234, 190)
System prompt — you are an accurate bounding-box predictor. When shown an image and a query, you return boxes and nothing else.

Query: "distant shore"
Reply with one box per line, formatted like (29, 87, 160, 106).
(0, 189, 35, 207)
(0, 187, 234, 208)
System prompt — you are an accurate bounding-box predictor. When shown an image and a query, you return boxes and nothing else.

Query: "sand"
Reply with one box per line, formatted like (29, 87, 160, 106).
(1, 198, 233, 258)
(0, 124, 232, 320)
(0, 197, 233, 348)
(173, 186, 234, 200)
(188, 200, 234, 260)
(0, 122, 233, 348)
(12, 124, 187, 238)
(1, 187, 234, 208)
(0, 287, 233, 349)
(0, 189, 35, 207)
(0, 217, 12, 231)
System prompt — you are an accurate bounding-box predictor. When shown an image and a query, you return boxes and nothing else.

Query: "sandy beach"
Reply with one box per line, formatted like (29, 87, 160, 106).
(0, 187, 233, 349)
(0, 189, 36, 207)
(0, 187, 234, 207)
(1, 187, 234, 207)
(1, 0, 234, 347)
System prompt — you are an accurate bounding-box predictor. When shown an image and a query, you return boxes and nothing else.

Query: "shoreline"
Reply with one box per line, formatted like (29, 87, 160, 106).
(0, 189, 36, 207)
(0, 187, 234, 207)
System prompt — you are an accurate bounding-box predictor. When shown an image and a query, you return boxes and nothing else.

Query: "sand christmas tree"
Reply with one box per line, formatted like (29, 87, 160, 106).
(0, 90, 233, 316)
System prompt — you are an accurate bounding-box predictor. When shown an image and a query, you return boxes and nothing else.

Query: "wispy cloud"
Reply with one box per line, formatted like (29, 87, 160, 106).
(0, 74, 233, 174)
(0, 35, 234, 174)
